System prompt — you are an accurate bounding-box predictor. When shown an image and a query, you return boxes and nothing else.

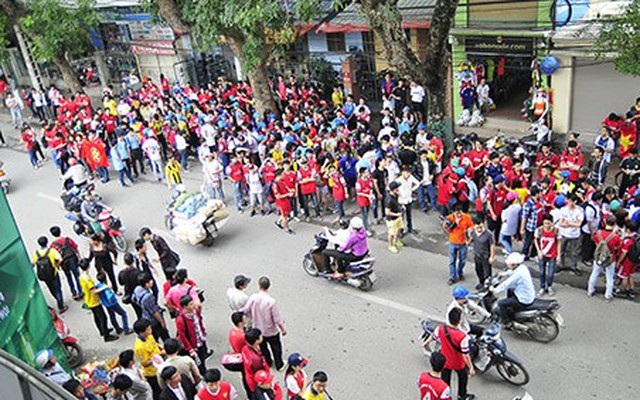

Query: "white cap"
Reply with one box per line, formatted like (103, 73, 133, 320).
(35, 349, 53, 369)
(350, 216, 364, 230)
(505, 252, 525, 265)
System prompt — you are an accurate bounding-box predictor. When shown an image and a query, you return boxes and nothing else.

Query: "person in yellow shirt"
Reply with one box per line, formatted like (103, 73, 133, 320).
(165, 154, 182, 192)
(301, 371, 328, 400)
(32, 236, 67, 313)
(78, 258, 118, 342)
(133, 319, 164, 398)
(331, 87, 343, 108)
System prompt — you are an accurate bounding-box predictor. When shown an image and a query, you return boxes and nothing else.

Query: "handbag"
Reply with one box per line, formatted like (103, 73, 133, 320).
(220, 353, 243, 372)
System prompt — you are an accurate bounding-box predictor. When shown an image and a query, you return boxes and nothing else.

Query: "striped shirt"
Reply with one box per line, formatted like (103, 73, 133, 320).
(522, 197, 540, 233)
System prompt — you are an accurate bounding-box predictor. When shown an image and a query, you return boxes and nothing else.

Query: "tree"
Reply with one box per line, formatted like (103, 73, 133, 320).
(354, 0, 459, 140)
(595, 1, 640, 77)
(0, 0, 99, 93)
(153, 0, 316, 115)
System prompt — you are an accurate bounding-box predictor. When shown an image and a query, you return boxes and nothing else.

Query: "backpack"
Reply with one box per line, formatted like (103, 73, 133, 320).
(627, 235, 640, 264)
(465, 177, 478, 202)
(35, 250, 56, 282)
(58, 238, 78, 263)
(594, 231, 615, 266)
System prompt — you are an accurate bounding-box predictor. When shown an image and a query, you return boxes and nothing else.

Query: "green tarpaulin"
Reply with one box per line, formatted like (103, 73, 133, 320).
(0, 190, 68, 370)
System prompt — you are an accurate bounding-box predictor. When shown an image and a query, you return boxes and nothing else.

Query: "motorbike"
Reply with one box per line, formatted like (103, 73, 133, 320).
(467, 276, 564, 343)
(421, 319, 530, 386)
(0, 161, 11, 194)
(65, 208, 128, 252)
(164, 191, 230, 247)
(50, 308, 84, 369)
(302, 230, 377, 291)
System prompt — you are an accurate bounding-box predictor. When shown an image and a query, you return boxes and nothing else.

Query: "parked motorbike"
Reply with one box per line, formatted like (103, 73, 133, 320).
(468, 276, 564, 343)
(421, 319, 530, 386)
(303, 230, 377, 291)
(0, 161, 11, 194)
(50, 308, 83, 369)
(65, 208, 128, 252)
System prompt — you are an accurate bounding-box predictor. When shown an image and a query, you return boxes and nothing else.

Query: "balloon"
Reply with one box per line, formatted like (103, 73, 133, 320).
(540, 56, 559, 75)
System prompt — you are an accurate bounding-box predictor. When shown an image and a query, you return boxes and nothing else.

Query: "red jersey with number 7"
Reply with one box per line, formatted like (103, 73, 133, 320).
(418, 372, 452, 400)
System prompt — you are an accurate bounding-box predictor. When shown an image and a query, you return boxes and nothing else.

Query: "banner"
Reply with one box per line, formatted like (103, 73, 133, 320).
(0, 191, 68, 371)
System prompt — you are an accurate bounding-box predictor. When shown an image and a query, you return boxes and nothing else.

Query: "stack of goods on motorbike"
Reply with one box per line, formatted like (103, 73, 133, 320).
(166, 188, 229, 246)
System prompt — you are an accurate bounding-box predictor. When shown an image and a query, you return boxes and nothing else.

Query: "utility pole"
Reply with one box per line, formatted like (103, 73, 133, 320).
(13, 25, 43, 91)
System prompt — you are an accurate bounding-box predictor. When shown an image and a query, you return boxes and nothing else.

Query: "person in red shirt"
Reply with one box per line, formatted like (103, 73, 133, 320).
(328, 164, 348, 222)
(536, 142, 559, 179)
(468, 140, 488, 183)
(241, 328, 270, 398)
(418, 352, 452, 400)
(282, 160, 300, 220)
(21, 125, 42, 168)
(588, 215, 622, 302)
(297, 158, 321, 220)
(534, 214, 561, 296)
(617, 221, 637, 300)
(272, 170, 294, 234)
(505, 160, 524, 188)
(229, 311, 247, 354)
(559, 140, 583, 182)
(485, 175, 508, 242)
(227, 155, 247, 212)
(437, 169, 455, 216)
(176, 295, 210, 375)
(197, 368, 240, 400)
(423, 308, 475, 400)
(355, 167, 373, 232)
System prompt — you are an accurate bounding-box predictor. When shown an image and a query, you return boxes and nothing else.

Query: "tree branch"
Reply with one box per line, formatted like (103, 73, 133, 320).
(156, 0, 191, 35)
(424, 0, 460, 83)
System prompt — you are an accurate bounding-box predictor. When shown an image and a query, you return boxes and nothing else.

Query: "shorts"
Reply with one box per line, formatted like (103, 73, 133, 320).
(618, 261, 637, 278)
(386, 217, 404, 236)
(276, 202, 291, 215)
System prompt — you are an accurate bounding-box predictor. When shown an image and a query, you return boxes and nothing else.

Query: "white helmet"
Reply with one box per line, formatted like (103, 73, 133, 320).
(505, 252, 525, 265)
(350, 216, 364, 230)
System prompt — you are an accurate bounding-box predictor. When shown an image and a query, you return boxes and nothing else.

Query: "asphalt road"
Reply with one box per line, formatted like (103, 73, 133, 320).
(1, 131, 638, 400)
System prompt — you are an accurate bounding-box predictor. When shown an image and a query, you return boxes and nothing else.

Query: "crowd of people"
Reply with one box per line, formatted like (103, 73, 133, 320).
(4, 66, 640, 400)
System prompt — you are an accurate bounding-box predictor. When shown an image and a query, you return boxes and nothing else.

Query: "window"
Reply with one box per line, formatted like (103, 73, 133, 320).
(326, 33, 346, 52)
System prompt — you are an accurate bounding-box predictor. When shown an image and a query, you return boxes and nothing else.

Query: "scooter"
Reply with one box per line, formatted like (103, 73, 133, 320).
(421, 319, 530, 386)
(65, 208, 128, 252)
(468, 276, 564, 343)
(302, 230, 377, 291)
(50, 308, 84, 369)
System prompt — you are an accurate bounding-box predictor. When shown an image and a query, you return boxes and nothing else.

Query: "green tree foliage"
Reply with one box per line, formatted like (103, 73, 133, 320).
(596, 1, 640, 76)
(21, 0, 99, 63)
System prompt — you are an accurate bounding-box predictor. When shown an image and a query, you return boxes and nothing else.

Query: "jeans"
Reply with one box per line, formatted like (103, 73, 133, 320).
(178, 149, 188, 170)
(117, 167, 134, 186)
(233, 181, 244, 210)
(336, 200, 345, 220)
(89, 305, 109, 338)
(301, 193, 321, 217)
(149, 159, 164, 181)
(418, 184, 437, 211)
(28, 149, 38, 167)
(403, 202, 414, 231)
(372, 194, 386, 220)
(10, 107, 23, 127)
(487, 217, 501, 243)
(62, 259, 81, 297)
(321, 248, 363, 273)
(587, 261, 615, 299)
(249, 192, 263, 208)
(498, 293, 531, 323)
(522, 230, 536, 258)
(560, 236, 581, 271)
(106, 303, 130, 332)
(130, 148, 145, 175)
(538, 258, 557, 290)
(260, 333, 284, 370)
(441, 367, 469, 399)
(360, 205, 370, 231)
(44, 276, 65, 310)
(96, 166, 109, 182)
(499, 233, 513, 254)
(448, 244, 468, 281)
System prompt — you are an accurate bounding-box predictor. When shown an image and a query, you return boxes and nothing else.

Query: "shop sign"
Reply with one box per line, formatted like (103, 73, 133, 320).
(465, 36, 534, 55)
(130, 40, 176, 55)
(129, 21, 175, 41)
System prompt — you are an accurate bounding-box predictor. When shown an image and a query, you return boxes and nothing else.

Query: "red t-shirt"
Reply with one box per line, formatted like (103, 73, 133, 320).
(468, 149, 488, 168)
(298, 167, 317, 195)
(229, 327, 247, 354)
(330, 172, 347, 202)
(273, 181, 292, 212)
(619, 235, 635, 271)
(487, 188, 508, 220)
(261, 163, 276, 184)
(593, 229, 622, 263)
(282, 170, 298, 192)
(535, 227, 560, 259)
(228, 162, 245, 182)
(559, 152, 583, 181)
(433, 325, 469, 371)
(418, 373, 452, 400)
(196, 381, 233, 400)
(356, 177, 372, 207)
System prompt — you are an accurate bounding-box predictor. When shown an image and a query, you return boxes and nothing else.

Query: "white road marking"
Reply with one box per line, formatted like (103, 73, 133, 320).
(334, 286, 440, 320)
(37, 193, 62, 204)
(427, 237, 438, 243)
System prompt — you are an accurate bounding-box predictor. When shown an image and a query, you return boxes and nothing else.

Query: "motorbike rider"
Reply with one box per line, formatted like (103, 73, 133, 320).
(321, 216, 369, 280)
(448, 285, 490, 337)
(61, 157, 89, 190)
(322, 219, 351, 249)
(490, 252, 536, 327)
(81, 191, 108, 234)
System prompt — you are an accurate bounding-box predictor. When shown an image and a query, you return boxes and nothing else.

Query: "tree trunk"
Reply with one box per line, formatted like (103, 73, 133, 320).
(53, 54, 83, 94)
(225, 36, 277, 115)
(360, 0, 426, 84)
(156, 0, 191, 35)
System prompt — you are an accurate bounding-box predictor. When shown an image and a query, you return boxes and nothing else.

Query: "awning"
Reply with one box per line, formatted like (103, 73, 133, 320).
(316, 20, 430, 34)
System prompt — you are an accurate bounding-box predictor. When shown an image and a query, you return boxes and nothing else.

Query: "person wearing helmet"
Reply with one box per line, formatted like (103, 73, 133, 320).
(253, 370, 283, 400)
(490, 252, 535, 326)
(35, 349, 72, 386)
(321, 216, 369, 279)
(448, 285, 489, 337)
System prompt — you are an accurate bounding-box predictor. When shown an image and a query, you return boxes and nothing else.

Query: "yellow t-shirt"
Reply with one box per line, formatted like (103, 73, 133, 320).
(165, 161, 182, 185)
(32, 248, 62, 275)
(134, 335, 161, 377)
(79, 272, 101, 308)
(302, 387, 325, 400)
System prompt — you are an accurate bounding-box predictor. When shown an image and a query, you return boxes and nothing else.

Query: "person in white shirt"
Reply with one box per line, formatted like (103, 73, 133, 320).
(409, 81, 426, 122)
(594, 126, 615, 164)
(490, 252, 535, 325)
(557, 194, 584, 274)
(202, 153, 224, 201)
(201, 120, 217, 153)
(448, 285, 490, 336)
(62, 158, 89, 188)
(5, 93, 23, 128)
(395, 168, 420, 234)
(226, 275, 251, 312)
(246, 164, 264, 216)
(142, 132, 164, 181)
(476, 79, 493, 112)
(174, 133, 189, 170)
